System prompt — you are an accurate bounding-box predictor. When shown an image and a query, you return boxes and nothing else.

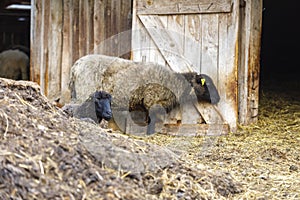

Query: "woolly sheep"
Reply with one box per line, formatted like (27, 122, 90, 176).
(0, 49, 29, 80)
(69, 54, 220, 134)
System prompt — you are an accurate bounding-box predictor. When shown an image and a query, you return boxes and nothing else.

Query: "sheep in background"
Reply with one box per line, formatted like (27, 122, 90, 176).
(0, 49, 29, 80)
(8, 45, 30, 57)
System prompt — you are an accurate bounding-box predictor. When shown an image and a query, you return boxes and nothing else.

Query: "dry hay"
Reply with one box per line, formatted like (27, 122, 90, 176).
(144, 80, 300, 199)
(0, 77, 242, 199)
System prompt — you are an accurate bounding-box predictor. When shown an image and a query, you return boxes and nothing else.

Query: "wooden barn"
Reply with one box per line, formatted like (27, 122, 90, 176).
(0, 0, 263, 134)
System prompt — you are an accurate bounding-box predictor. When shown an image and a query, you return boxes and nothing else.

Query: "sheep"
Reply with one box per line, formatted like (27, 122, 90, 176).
(8, 45, 30, 57)
(127, 72, 220, 134)
(62, 90, 112, 124)
(69, 54, 220, 134)
(0, 49, 29, 80)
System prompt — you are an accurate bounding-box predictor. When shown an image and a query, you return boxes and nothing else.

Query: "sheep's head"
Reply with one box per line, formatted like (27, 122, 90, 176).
(193, 74, 220, 104)
(181, 72, 220, 105)
(94, 91, 113, 122)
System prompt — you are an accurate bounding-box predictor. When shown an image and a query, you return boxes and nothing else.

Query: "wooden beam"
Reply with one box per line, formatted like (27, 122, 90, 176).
(137, 0, 233, 15)
(161, 124, 229, 136)
(238, 0, 262, 125)
(138, 14, 193, 72)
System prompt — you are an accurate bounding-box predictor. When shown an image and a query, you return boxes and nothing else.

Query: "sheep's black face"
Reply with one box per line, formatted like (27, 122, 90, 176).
(194, 74, 220, 104)
(94, 91, 112, 122)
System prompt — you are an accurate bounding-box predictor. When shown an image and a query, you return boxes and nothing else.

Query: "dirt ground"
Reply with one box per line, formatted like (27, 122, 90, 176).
(0, 77, 299, 199)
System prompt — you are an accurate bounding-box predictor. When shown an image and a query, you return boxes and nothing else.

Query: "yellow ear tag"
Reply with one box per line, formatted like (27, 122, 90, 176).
(201, 78, 206, 86)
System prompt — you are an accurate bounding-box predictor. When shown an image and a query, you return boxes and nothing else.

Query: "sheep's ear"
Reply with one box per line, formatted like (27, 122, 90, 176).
(201, 78, 206, 86)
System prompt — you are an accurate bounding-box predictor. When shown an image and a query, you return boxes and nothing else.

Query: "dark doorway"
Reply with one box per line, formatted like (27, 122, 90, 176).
(261, 0, 300, 83)
(0, 0, 30, 52)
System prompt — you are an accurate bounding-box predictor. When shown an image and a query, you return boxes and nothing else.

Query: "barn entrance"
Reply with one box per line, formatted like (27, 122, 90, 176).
(0, 0, 31, 79)
(0, 1, 30, 52)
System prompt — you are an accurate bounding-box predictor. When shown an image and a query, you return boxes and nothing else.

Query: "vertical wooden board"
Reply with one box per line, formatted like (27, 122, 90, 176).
(119, 0, 132, 58)
(104, 0, 112, 55)
(61, 0, 72, 104)
(238, 0, 262, 125)
(149, 15, 167, 66)
(86, 0, 94, 54)
(247, 0, 262, 124)
(217, 13, 234, 127)
(131, 1, 151, 63)
(72, 0, 80, 62)
(93, 0, 106, 54)
(131, 0, 141, 61)
(47, 0, 63, 100)
(132, 0, 154, 63)
(167, 14, 184, 66)
(184, 14, 202, 73)
(30, 0, 41, 83)
(166, 15, 184, 45)
(78, 0, 86, 57)
(41, 0, 50, 95)
(218, 0, 239, 131)
(200, 14, 219, 83)
(111, 0, 121, 57)
(237, 0, 248, 125)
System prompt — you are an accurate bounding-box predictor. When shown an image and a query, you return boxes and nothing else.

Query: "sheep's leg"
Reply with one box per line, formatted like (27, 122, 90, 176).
(146, 116, 155, 135)
(146, 104, 166, 135)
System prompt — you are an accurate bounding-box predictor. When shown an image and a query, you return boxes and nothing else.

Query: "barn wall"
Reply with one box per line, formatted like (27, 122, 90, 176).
(30, 0, 132, 103)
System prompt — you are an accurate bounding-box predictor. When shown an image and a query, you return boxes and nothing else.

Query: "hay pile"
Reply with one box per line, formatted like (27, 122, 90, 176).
(0, 78, 242, 199)
(145, 80, 300, 199)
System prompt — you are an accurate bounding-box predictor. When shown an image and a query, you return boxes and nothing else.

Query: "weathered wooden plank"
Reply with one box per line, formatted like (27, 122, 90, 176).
(184, 14, 202, 73)
(30, 0, 41, 84)
(36, 1, 50, 95)
(200, 14, 219, 82)
(111, 0, 121, 57)
(161, 124, 229, 136)
(148, 15, 167, 66)
(219, 0, 240, 132)
(72, 0, 80, 62)
(47, 0, 63, 100)
(119, 0, 132, 59)
(217, 13, 231, 129)
(166, 15, 184, 65)
(85, 0, 94, 54)
(193, 102, 225, 124)
(78, 0, 86, 57)
(131, 4, 151, 63)
(138, 14, 193, 72)
(41, 0, 50, 95)
(137, 0, 233, 15)
(61, 0, 72, 104)
(238, 0, 262, 125)
(131, 0, 141, 61)
(104, 0, 112, 56)
(93, 0, 106, 54)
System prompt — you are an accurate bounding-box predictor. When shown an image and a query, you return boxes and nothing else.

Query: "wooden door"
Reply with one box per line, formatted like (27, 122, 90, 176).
(132, 0, 240, 134)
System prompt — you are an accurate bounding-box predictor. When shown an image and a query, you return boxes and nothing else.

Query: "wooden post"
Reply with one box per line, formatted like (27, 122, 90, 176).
(238, 0, 263, 125)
